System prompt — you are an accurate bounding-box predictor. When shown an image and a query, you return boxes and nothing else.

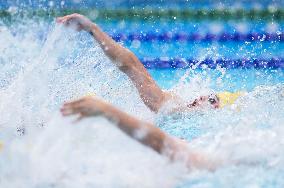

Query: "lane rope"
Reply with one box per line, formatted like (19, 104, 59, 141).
(140, 58, 284, 69)
(111, 32, 283, 42)
(0, 9, 283, 20)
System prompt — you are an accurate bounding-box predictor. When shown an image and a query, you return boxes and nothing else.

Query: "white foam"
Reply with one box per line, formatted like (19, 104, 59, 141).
(0, 21, 186, 188)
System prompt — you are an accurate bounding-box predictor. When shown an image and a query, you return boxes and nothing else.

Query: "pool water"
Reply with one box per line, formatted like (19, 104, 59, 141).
(0, 2, 284, 188)
(150, 69, 284, 91)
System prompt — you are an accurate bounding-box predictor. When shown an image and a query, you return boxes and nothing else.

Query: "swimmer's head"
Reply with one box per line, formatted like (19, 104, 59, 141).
(187, 94, 220, 109)
(186, 91, 243, 109)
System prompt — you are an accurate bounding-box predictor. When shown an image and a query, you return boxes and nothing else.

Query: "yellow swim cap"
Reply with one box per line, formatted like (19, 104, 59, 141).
(0, 141, 3, 152)
(217, 91, 243, 108)
(85, 93, 96, 97)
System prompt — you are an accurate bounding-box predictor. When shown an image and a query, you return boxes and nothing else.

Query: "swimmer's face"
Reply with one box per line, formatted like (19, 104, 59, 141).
(188, 94, 220, 109)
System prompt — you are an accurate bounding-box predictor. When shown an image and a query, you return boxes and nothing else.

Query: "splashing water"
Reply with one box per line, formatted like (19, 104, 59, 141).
(0, 19, 284, 188)
(0, 22, 184, 187)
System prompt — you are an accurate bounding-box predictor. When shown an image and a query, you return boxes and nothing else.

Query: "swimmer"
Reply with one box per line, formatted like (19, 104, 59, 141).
(58, 14, 241, 169)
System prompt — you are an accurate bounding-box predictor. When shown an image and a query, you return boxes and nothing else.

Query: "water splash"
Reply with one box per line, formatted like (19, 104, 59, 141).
(0, 21, 182, 187)
(0, 18, 283, 188)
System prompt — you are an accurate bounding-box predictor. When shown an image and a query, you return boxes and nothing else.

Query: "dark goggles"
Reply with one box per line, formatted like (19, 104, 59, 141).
(208, 94, 219, 105)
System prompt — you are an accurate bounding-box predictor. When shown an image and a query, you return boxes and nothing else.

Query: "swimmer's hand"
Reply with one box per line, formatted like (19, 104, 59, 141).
(56, 13, 95, 32)
(61, 96, 108, 120)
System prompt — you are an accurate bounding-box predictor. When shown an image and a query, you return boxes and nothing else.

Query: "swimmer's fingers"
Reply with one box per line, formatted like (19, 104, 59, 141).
(61, 100, 86, 116)
(56, 17, 64, 23)
(61, 105, 98, 119)
(61, 105, 82, 116)
(56, 16, 77, 28)
(57, 18, 73, 27)
(56, 15, 71, 24)
(56, 14, 76, 23)
(63, 98, 85, 108)
(56, 14, 93, 32)
(63, 96, 96, 107)
(57, 14, 83, 25)
(61, 97, 100, 116)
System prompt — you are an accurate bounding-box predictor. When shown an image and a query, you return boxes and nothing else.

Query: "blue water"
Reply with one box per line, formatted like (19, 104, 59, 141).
(96, 21, 284, 59)
(127, 41, 284, 59)
(99, 20, 284, 35)
(149, 69, 284, 91)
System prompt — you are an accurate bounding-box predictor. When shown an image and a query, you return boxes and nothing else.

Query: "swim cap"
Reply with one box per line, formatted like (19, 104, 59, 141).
(217, 91, 243, 108)
(0, 141, 3, 152)
(85, 93, 96, 97)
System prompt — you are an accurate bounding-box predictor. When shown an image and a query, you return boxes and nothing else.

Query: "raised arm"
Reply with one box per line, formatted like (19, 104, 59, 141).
(61, 96, 216, 170)
(57, 14, 170, 112)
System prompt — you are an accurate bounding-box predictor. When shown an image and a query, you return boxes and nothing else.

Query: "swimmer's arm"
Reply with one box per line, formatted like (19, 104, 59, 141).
(61, 97, 215, 170)
(89, 23, 169, 111)
(112, 110, 214, 169)
(103, 103, 171, 154)
(57, 14, 168, 112)
(61, 96, 172, 154)
(102, 107, 215, 170)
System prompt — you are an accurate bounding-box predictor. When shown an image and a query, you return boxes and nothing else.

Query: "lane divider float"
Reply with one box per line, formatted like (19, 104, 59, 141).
(111, 32, 283, 42)
(140, 57, 284, 69)
(0, 9, 283, 20)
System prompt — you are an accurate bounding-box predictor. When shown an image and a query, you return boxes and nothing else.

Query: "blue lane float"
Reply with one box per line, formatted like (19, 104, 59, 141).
(112, 32, 284, 42)
(141, 58, 284, 69)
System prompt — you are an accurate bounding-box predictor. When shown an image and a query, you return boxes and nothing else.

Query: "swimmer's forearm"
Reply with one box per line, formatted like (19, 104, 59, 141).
(101, 104, 172, 154)
(102, 108, 211, 169)
(89, 24, 137, 68)
(103, 106, 217, 169)
(89, 23, 167, 112)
